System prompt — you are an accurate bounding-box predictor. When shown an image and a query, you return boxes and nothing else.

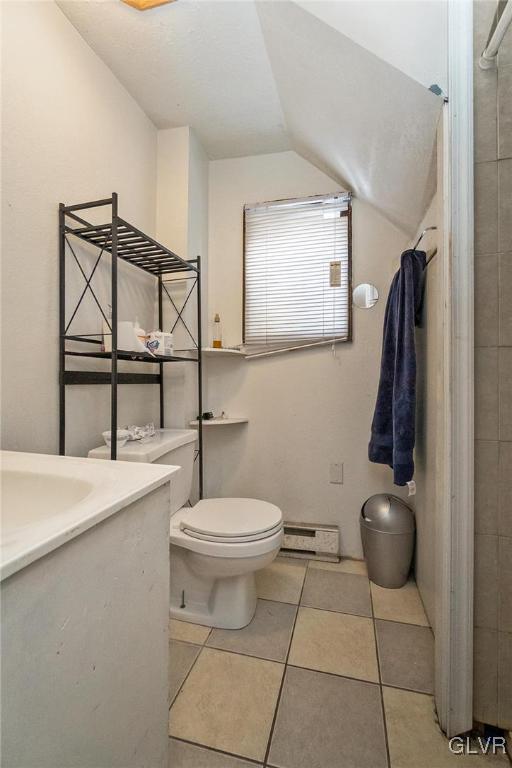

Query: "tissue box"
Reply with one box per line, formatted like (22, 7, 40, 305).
(147, 331, 173, 356)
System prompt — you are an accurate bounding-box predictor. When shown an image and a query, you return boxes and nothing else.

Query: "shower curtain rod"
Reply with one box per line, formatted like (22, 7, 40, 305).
(480, 0, 512, 69)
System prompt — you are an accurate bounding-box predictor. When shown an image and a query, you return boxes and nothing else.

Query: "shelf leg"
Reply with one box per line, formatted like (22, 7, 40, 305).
(158, 274, 164, 429)
(196, 256, 203, 499)
(59, 203, 66, 455)
(111, 193, 118, 460)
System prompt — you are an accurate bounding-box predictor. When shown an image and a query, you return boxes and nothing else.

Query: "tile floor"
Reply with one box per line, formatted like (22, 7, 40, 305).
(169, 557, 509, 768)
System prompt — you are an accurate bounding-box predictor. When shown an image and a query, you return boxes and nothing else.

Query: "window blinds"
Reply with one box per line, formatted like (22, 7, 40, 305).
(243, 193, 351, 353)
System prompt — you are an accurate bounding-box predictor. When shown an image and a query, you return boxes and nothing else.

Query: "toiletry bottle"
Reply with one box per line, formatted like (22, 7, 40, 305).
(213, 313, 222, 349)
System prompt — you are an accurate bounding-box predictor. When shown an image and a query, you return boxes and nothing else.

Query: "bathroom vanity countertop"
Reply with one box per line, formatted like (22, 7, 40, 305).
(0, 451, 179, 581)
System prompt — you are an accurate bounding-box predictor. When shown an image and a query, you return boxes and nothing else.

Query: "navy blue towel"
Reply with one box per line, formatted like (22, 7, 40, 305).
(368, 249, 426, 485)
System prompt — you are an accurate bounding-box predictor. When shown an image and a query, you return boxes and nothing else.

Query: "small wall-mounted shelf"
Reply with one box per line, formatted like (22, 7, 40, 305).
(189, 417, 248, 426)
(201, 347, 246, 357)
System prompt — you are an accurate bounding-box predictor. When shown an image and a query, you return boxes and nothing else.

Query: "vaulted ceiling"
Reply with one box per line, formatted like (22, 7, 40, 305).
(57, 0, 445, 236)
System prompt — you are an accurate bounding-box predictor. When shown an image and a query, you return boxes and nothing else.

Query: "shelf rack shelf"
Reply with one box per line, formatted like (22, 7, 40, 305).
(201, 347, 246, 357)
(59, 193, 204, 497)
(189, 418, 248, 426)
(64, 349, 198, 364)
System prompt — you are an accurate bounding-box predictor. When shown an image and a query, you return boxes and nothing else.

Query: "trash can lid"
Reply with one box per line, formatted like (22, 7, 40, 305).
(361, 494, 415, 534)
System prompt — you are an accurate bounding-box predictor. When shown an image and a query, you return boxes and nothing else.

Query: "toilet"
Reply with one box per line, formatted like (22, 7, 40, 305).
(88, 429, 283, 629)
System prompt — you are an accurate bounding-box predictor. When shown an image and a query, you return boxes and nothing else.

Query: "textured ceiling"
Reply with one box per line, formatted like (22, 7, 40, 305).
(295, 0, 447, 95)
(57, 0, 290, 159)
(57, 0, 444, 235)
(256, 1, 442, 236)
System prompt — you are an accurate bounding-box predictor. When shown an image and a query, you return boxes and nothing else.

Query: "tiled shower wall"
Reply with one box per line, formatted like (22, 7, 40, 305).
(473, 0, 512, 730)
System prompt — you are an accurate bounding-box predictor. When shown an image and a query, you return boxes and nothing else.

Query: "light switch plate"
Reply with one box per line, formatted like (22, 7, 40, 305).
(329, 462, 343, 484)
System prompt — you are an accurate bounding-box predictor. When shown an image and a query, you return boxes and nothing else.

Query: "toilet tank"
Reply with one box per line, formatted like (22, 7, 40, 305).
(88, 429, 198, 514)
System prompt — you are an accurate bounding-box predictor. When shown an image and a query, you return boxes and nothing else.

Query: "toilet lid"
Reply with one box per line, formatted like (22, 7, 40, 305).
(179, 498, 283, 542)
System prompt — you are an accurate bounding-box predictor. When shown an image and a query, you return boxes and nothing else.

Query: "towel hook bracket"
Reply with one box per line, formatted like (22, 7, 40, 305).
(413, 226, 437, 251)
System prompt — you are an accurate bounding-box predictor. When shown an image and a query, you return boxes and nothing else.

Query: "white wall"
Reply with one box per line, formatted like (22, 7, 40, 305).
(156, 127, 190, 257)
(413, 118, 444, 630)
(206, 151, 409, 557)
(413, 195, 441, 629)
(155, 127, 209, 479)
(187, 128, 210, 337)
(1, 4, 442, 562)
(1, 1, 159, 457)
(155, 127, 192, 430)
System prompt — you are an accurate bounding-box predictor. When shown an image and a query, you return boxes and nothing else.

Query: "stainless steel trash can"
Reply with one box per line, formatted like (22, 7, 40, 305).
(360, 494, 415, 589)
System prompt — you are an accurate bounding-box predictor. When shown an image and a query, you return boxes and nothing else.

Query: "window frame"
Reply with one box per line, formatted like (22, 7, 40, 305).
(242, 192, 353, 354)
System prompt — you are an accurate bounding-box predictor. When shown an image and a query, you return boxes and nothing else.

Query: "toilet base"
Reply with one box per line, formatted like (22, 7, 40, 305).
(169, 543, 278, 630)
(170, 571, 257, 629)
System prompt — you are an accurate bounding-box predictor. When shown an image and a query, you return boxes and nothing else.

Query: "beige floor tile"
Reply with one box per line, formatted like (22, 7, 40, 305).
(371, 580, 429, 626)
(268, 666, 386, 768)
(288, 607, 379, 682)
(256, 558, 307, 604)
(309, 558, 368, 575)
(301, 569, 371, 616)
(170, 648, 283, 762)
(376, 620, 434, 694)
(169, 739, 260, 767)
(169, 619, 211, 645)
(383, 687, 509, 767)
(207, 600, 296, 662)
(169, 641, 200, 704)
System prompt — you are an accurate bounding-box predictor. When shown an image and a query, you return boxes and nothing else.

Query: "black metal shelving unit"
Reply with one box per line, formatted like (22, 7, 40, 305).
(59, 193, 203, 497)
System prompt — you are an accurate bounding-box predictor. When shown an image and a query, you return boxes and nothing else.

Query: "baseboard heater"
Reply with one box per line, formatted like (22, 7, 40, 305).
(280, 522, 340, 562)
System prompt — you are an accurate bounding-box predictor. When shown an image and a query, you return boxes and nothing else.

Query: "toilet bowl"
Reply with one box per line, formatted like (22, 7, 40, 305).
(88, 429, 283, 629)
(170, 497, 283, 628)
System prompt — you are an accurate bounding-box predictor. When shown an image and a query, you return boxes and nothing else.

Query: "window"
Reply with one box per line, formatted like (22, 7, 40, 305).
(243, 193, 352, 355)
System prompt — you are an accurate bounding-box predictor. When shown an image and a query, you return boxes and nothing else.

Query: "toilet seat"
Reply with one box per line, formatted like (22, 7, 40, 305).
(182, 521, 283, 544)
(170, 498, 283, 558)
(179, 498, 283, 543)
